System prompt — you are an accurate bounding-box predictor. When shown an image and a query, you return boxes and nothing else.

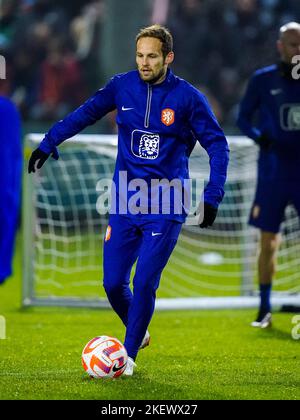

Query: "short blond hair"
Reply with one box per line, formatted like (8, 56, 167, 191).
(136, 24, 173, 58)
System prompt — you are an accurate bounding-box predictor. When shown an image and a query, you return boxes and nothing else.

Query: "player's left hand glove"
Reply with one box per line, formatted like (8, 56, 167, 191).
(28, 148, 50, 173)
(199, 203, 218, 228)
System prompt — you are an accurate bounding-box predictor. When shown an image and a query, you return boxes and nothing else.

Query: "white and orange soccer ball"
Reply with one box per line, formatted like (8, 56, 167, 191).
(82, 336, 128, 378)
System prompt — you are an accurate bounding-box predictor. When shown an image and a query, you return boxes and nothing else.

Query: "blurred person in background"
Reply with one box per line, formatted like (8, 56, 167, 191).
(70, 1, 104, 92)
(30, 37, 87, 121)
(0, 85, 22, 285)
(237, 22, 300, 328)
(0, 0, 20, 52)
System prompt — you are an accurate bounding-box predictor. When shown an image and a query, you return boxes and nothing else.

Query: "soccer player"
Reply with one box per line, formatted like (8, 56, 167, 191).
(237, 22, 300, 328)
(28, 25, 229, 375)
(0, 95, 22, 285)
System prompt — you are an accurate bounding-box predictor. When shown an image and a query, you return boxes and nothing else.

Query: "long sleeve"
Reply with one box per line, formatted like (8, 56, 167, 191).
(237, 74, 262, 141)
(39, 76, 118, 158)
(0, 96, 22, 202)
(0, 96, 22, 280)
(188, 89, 230, 208)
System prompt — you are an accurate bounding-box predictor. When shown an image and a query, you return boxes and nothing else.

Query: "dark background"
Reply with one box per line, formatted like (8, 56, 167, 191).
(1, 0, 299, 134)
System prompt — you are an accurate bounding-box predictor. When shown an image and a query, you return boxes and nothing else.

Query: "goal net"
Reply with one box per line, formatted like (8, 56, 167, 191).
(23, 134, 300, 309)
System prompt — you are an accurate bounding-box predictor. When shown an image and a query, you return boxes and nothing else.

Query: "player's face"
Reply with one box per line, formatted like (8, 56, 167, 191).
(136, 37, 173, 84)
(277, 30, 300, 63)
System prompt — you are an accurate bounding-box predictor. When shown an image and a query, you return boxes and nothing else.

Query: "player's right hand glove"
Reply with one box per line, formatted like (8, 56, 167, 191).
(28, 148, 50, 173)
(254, 133, 273, 151)
(194, 203, 218, 229)
(197, 203, 218, 228)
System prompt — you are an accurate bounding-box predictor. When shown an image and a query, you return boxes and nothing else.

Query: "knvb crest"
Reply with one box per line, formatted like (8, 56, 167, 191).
(131, 130, 160, 159)
(161, 108, 175, 126)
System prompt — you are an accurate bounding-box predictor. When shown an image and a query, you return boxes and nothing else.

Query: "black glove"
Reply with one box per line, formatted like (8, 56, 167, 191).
(28, 148, 50, 173)
(254, 133, 273, 151)
(198, 203, 218, 228)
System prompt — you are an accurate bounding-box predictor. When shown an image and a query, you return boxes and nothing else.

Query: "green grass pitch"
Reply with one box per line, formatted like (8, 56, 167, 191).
(0, 236, 299, 400)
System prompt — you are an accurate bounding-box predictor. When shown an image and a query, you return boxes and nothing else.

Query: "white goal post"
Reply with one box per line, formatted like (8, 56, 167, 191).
(22, 134, 300, 310)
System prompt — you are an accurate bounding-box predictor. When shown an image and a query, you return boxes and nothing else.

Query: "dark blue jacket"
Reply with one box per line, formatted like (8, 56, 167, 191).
(237, 64, 300, 180)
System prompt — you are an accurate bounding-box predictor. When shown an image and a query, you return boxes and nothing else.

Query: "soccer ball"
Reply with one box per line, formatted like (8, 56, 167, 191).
(82, 336, 128, 378)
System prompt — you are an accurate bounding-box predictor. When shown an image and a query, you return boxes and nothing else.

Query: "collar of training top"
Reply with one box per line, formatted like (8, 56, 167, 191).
(137, 68, 176, 89)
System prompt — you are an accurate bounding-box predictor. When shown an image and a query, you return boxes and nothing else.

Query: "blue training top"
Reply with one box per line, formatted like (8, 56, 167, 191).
(39, 69, 229, 221)
(237, 64, 300, 180)
(0, 96, 22, 206)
